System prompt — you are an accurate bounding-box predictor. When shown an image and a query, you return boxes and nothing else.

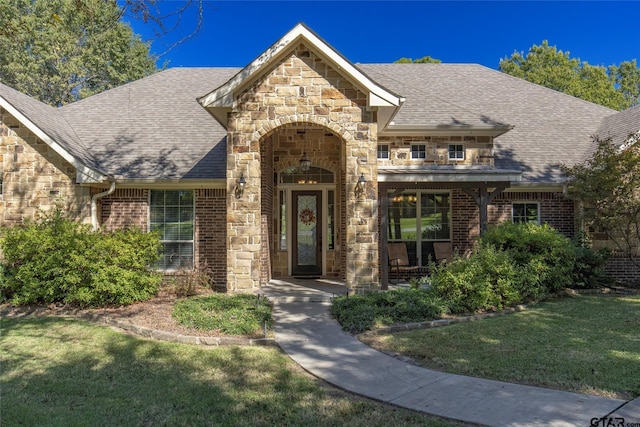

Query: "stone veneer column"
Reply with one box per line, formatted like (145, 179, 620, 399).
(345, 123, 378, 293)
(226, 117, 262, 293)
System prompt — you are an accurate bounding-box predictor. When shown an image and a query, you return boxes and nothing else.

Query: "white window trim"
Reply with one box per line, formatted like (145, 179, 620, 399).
(411, 144, 427, 159)
(512, 201, 540, 224)
(149, 189, 196, 272)
(377, 144, 390, 159)
(448, 144, 465, 161)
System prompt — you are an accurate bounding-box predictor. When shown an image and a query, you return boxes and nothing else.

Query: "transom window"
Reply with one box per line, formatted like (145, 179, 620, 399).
(388, 191, 451, 266)
(149, 190, 194, 270)
(377, 144, 389, 159)
(448, 144, 465, 160)
(279, 166, 334, 184)
(411, 144, 426, 159)
(512, 202, 540, 224)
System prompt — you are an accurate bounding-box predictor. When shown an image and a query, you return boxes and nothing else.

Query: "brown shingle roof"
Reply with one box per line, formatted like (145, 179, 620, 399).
(0, 82, 102, 177)
(60, 68, 238, 180)
(595, 104, 640, 147)
(3, 63, 627, 185)
(359, 63, 617, 183)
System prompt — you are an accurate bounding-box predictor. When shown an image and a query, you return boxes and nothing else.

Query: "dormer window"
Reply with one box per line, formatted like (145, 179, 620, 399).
(448, 144, 464, 161)
(411, 144, 426, 159)
(377, 144, 389, 159)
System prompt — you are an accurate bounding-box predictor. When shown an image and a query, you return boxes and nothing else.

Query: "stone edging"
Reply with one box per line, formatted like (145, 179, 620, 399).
(359, 304, 528, 337)
(0, 306, 277, 347)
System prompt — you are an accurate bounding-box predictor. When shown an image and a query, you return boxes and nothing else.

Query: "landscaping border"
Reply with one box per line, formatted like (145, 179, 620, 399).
(0, 306, 277, 347)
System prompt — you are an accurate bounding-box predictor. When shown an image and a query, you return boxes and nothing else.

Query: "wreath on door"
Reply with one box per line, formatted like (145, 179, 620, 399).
(299, 208, 316, 225)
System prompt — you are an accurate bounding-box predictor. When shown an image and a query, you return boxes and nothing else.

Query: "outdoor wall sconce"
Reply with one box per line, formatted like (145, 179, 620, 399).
(235, 173, 246, 199)
(354, 173, 366, 198)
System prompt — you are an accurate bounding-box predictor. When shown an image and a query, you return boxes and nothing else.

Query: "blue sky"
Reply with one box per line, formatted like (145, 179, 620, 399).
(128, 1, 640, 70)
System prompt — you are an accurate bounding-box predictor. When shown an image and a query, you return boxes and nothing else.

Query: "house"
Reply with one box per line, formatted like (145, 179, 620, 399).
(1, 23, 639, 292)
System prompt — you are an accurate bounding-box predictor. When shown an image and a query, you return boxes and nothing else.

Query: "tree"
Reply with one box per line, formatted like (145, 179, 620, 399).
(499, 41, 639, 111)
(0, 0, 157, 106)
(119, 0, 205, 58)
(395, 56, 441, 64)
(562, 135, 640, 270)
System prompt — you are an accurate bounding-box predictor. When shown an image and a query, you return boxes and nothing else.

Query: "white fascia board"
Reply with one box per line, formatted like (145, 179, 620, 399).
(198, 23, 403, 110)
(1, 98, 106, 184)
(82, 178, 227, 189)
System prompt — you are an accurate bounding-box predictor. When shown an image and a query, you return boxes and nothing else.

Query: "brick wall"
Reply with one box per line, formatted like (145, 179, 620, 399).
(605, 255, 640, 283)
(491, 191, 575, 237)
(260, 135, 274, 285)
(195, 188, 227, 288)
(0, 108, 91, 225)
(99, 188, 148, 230)
(452, 188, 479, 253)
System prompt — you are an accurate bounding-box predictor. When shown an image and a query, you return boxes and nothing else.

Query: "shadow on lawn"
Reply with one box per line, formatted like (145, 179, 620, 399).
(2, 316, 426, 427)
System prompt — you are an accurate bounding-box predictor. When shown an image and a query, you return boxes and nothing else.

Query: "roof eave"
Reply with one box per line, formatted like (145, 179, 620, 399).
(381, 124, 514, 138)
(378, 167, 522, 184)
(81, 178, 227, 189)
(0, 97, 107, 184)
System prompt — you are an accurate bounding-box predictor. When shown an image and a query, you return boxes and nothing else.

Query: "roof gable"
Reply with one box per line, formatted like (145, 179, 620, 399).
(198, 23, 404, 128)
(0, 83, 106, 183)
(60, 68, 236, 181)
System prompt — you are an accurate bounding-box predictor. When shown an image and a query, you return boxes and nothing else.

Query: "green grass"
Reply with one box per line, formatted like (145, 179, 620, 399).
(0, 316, 463, 427)
(360, 294, 640, 400)
(172, 293, 272, 337)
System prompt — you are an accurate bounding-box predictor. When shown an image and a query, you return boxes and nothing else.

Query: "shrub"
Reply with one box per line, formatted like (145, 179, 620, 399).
(479, 222, 577, 293)
(169, 261, 215, 298)
(331, 289, 449, 334)
(428, 223, 611, 314)
(571, 232, 612, 288)
(428, 245, 526, 313)
(1, 206, 162, 307)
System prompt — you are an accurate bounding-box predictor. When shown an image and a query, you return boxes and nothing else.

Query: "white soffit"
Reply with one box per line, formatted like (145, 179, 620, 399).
(198, 23, 404, 113)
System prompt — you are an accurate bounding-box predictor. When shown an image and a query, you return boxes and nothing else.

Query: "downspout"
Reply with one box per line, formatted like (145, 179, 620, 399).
(91, 181, 116, 230)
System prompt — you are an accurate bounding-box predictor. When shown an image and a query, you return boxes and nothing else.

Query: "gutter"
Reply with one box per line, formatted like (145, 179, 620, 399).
(91, 181, 116, 230)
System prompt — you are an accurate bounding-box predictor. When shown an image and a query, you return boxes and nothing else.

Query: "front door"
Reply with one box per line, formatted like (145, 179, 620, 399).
(292, 191, 322, 276)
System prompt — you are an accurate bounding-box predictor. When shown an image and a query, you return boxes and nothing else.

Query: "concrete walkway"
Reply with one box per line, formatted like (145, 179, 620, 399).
(260, 279, 639, 427)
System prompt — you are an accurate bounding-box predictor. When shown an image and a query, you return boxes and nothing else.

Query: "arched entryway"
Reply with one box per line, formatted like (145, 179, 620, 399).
(260, 123, 345, 282)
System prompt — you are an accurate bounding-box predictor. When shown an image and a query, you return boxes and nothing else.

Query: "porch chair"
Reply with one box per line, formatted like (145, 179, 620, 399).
(433, 242, 454, 263)
(387, 242, 420, 284)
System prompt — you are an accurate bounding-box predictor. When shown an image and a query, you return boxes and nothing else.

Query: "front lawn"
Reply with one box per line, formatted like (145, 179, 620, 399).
(0, 316, 462, 427)
(360, 294, 640, 400)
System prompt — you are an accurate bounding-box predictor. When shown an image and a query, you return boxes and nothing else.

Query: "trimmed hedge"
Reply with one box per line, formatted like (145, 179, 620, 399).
(1, 206, 162, 307)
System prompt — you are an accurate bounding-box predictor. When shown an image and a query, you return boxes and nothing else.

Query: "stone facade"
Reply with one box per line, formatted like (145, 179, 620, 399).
(0, 108, 91, 226)
(225, 44, 378, 293)
(378, 135, 494, 167)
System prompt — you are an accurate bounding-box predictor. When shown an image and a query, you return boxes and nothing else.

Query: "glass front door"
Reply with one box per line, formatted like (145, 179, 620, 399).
(292, 191, 322, 276)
